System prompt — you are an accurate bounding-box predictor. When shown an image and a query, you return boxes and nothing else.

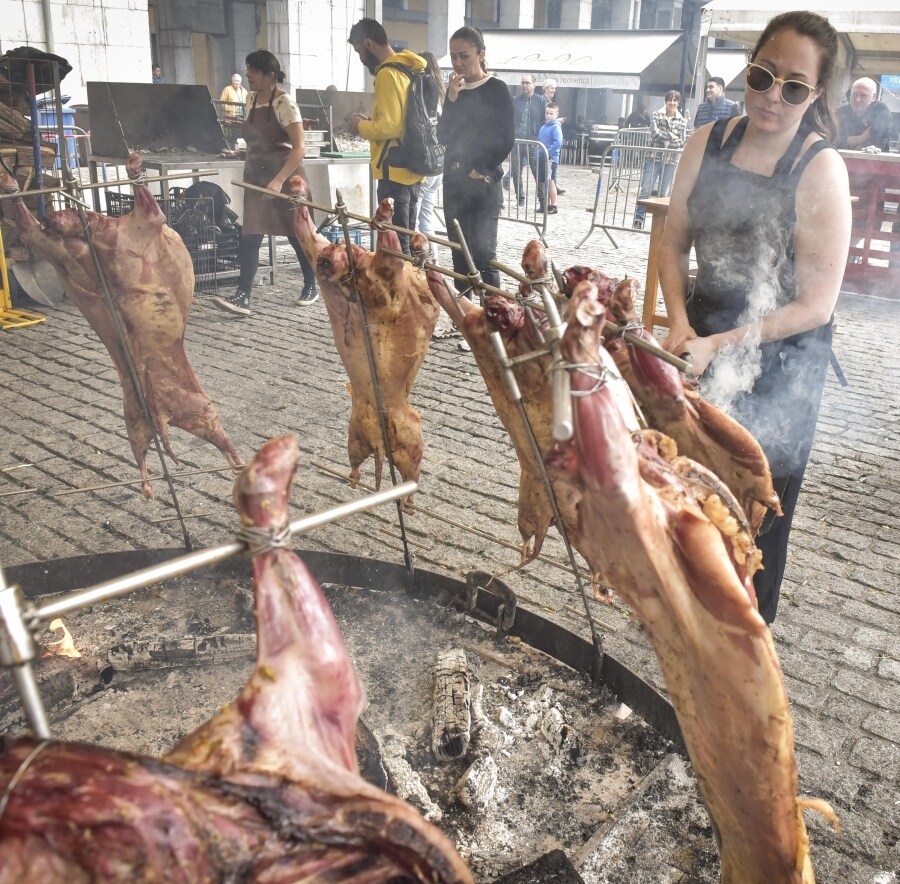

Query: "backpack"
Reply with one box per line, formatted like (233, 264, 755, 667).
(377, 62, 444, 177)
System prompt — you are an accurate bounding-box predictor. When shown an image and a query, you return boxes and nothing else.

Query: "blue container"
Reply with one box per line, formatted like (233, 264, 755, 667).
(36, 104, 78, 171)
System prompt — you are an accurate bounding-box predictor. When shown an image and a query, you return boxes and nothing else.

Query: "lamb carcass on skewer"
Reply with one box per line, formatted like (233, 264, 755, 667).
(289, 176, 438, 509)
(425, 268, 556, 561)
(0, 435, 473, 884)
(547, 280, 838, 883)
(0, 155, 241, 497)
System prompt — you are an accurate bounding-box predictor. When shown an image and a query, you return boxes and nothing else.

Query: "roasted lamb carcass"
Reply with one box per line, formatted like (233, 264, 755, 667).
(548, 280, 837, 884)
(0, 155, 241, 497)
(0, 436, 473, 884)
(425, 268, 556, 560)
(289, 177, 438, 509)
(602, 275, 780, 532)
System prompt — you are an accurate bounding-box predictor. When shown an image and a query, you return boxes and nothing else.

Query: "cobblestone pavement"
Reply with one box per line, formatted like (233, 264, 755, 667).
(1, 166, 898, 881)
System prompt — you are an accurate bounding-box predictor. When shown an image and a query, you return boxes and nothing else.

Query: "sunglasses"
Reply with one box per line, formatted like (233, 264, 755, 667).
(745, 63, 818, 106)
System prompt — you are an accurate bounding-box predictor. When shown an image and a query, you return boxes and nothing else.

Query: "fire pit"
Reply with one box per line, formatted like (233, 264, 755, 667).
(2, 548, 720, 882)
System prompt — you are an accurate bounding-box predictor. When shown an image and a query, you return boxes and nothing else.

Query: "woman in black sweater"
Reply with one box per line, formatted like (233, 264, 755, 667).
(437, 27, 515, 291)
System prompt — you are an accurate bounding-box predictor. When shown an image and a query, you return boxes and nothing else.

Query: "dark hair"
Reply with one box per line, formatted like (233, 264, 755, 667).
(749, 10, 838, 140)
(450, 26, 488, 73)
(420, 51, 446, 104)
(665, 90, 681, 103)
(349, 18, 388, 47)
(708, 76, 726, 89)
(245, 50, 285, 84)
(546, 103, 559, 112)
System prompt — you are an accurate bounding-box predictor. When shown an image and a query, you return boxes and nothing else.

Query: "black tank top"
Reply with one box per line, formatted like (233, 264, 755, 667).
(686, 117, 834, 477)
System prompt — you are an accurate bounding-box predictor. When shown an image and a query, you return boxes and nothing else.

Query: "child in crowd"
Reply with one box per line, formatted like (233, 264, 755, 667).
(537, 103, 562, 213)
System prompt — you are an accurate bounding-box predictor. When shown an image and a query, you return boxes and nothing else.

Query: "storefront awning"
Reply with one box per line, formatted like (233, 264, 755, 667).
(438, 30, 685, 92)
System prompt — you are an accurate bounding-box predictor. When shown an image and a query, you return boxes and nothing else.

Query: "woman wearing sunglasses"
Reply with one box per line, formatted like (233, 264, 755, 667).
(659, 10, 851, 624)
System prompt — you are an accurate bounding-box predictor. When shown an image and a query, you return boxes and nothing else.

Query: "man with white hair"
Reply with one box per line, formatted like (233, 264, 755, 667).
(219, 73, 247, 118)
(836, 77, 892, 151)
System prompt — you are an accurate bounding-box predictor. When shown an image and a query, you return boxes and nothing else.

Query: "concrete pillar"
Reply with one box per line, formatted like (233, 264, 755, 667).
(156, 0, 196, 85)
(266, 0, 302, 90)
(500, 0, 535, 30)
(560, 0, 591, 30)
(610, 0, 636, 29)
(232, 2, 259, 73)
(427, 0, 466, 60)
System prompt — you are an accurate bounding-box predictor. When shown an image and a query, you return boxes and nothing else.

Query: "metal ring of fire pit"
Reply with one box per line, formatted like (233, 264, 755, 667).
(4, 548, 683, 751)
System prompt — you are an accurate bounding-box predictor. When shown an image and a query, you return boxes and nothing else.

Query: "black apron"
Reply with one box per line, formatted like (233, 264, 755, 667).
(242, 92, 305, 237)
(686, 117, 833, 479)
(687, 117, 836, 623)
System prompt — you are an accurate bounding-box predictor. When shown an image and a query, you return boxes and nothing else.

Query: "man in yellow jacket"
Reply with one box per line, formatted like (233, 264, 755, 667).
(347, 18, 425, 253)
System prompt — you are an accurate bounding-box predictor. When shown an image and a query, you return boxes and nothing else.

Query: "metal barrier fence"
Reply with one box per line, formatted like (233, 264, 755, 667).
(578, 139, 683, 250)
(500, 138, 550, 240)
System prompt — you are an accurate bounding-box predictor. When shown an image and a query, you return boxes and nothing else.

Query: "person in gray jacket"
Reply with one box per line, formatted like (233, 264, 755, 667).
(503, 74, 547, 206)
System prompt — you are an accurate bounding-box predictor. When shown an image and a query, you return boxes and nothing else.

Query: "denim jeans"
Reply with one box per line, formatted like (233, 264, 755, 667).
(633, 158, 676, 227)
(377, 178, 422, 253)
(417, 173, 442, 237)
(510, 143, 540, 201)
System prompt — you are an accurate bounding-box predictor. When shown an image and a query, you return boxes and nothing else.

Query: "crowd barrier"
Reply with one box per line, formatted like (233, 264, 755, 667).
(577, 137, 683, 250)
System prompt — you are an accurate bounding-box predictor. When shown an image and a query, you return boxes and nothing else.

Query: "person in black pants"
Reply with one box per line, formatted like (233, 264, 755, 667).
(437, 26, 514, 299)
(659, 11, 850, 624)
(212, 50, 317, 317)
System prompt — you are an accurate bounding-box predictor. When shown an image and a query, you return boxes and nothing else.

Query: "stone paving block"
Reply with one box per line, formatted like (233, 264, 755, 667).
(878, 657, 900, 683)
(862, 709, 900, 746)
(848, 566, 899, 595)
(852, 626, 898, 654)
(841, 598, 900, 630)
(805, 803, 890, 867)
(792, 705, 851, 758)
(801, 629, 878, 672)
(784, 674, 830, 713)
(834, 667, 900, 710)
(848, 735, 900, 779)
(775, 643, 841, 686)
(822, 693, 884, 732)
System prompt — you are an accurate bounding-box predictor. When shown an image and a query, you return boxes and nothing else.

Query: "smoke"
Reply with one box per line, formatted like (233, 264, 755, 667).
(698, 240, 781, 413)
(694, 236, 832, 476)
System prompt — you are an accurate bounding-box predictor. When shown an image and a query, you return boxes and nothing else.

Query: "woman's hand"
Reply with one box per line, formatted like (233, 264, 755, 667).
(661, 322, 697, 356)
(447, 72, 464, 102)
(266, 176, 284, 192)
(678, 335, 720, 377)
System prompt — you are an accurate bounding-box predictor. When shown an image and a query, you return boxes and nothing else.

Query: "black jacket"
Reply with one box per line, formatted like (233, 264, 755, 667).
(437, 76, 515, 177)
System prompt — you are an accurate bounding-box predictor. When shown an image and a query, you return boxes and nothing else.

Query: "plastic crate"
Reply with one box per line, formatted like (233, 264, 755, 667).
(105, 191, 239, 289)
(321, 223, 366, 245)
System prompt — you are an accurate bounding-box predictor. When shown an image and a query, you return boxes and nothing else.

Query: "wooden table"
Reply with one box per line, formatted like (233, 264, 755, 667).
(636, 196, 671, 330)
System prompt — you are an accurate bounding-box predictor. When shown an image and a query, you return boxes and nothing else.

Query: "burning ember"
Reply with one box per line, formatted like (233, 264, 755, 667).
(42, 618, 81, 659)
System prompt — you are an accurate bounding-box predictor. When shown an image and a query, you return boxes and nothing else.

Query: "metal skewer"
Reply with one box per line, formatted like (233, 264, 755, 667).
(0, 171, 221, 202)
